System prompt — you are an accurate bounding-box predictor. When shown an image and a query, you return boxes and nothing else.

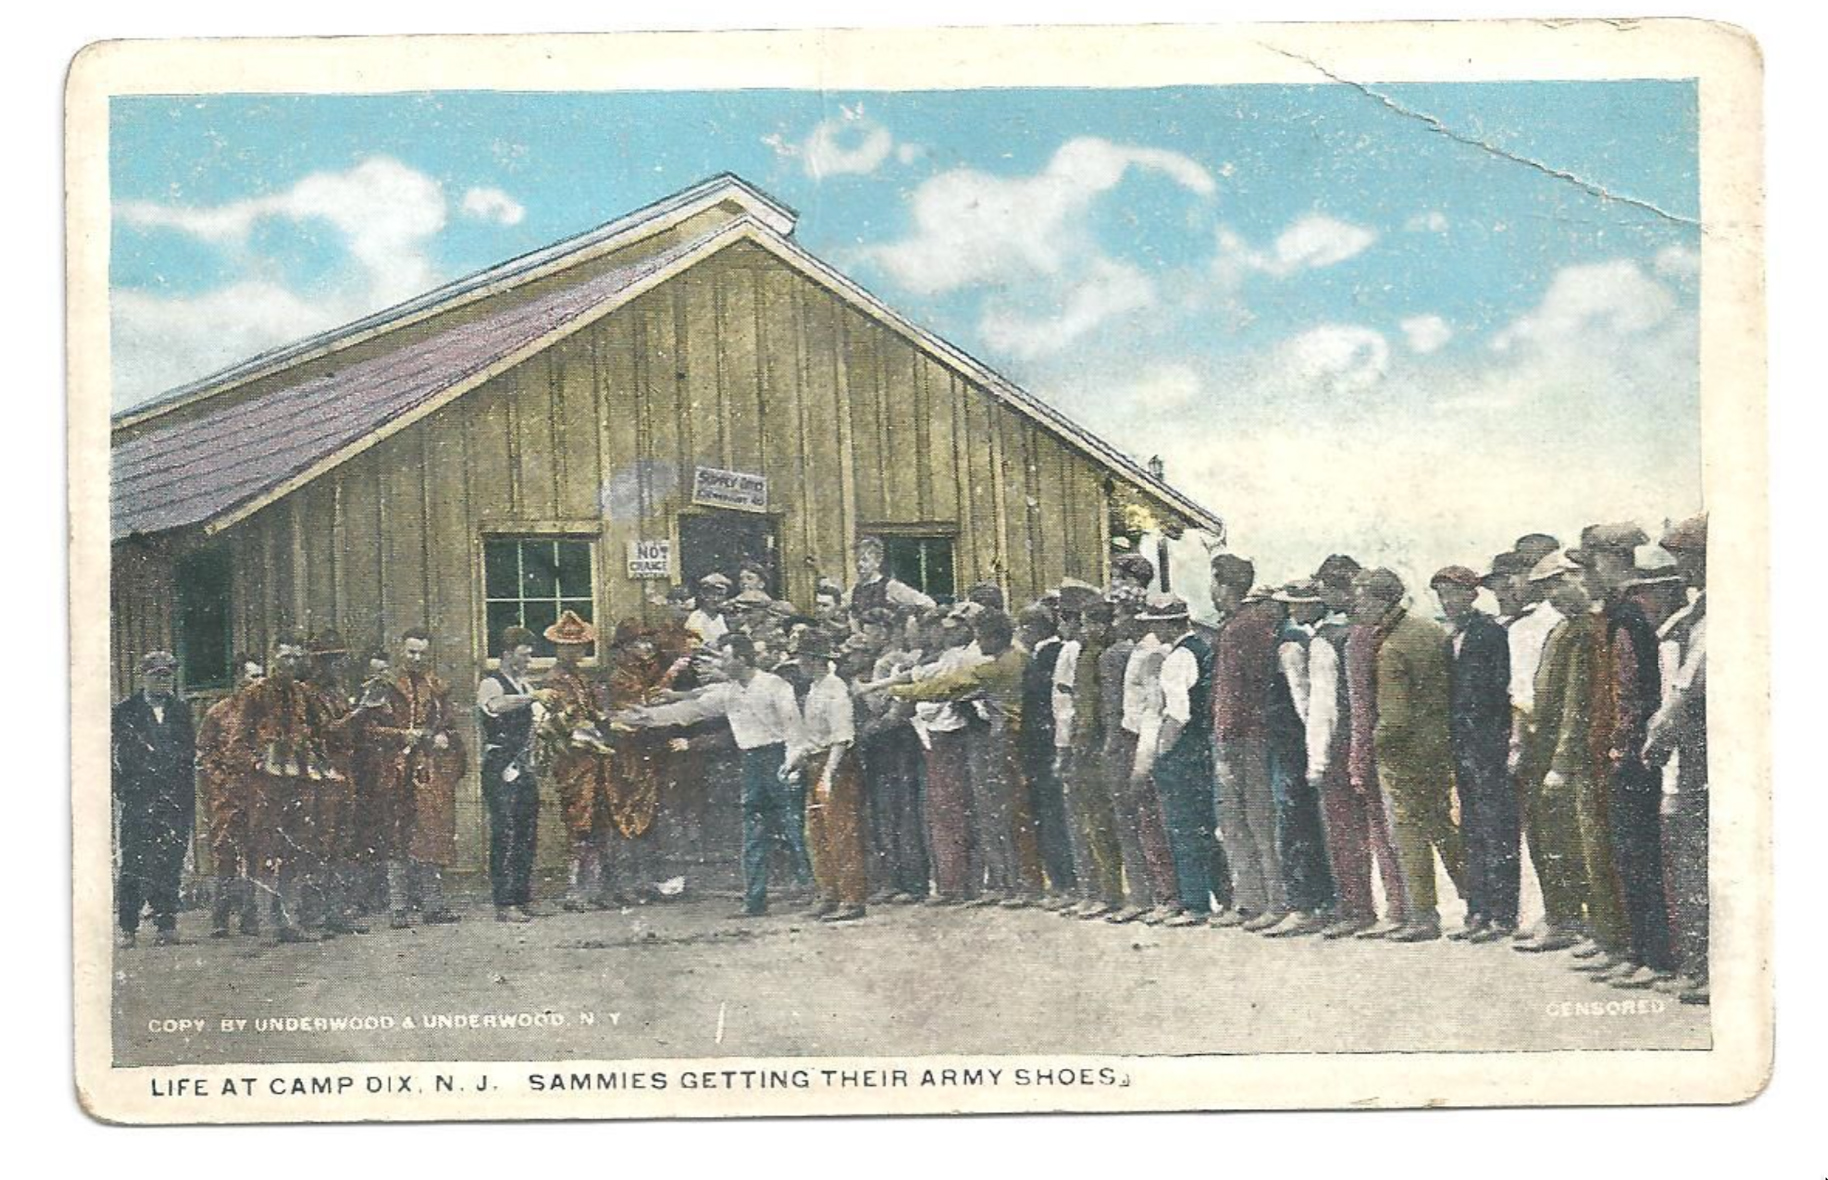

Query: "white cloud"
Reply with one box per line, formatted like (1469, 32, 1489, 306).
(1213, 214, 1377, 284)
(1119, 362, 1202, 412)
(978, 258, 1156, 360)
(1400, 314, 1454, 354)
(461, 186, 525, 226)
(1491, 259, 1676, 354)
(1279, 324, 1391, 396)
(111, 156, 521, 406)
(895, 143, 923, 165)
(1405, 210, 1450, 233)
(767, 104, 904, 180)
(866, 136, 1215, 297)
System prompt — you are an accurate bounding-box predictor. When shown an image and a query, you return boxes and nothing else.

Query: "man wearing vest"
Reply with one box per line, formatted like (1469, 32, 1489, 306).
(1262, 580, 1337, 938)
(1018, 603, 1077, 905)
(847, 535, 937, 617)
(476, 626, 549, 923)
(1136, 592, 1217, 927)
(114, 650, 196, 948)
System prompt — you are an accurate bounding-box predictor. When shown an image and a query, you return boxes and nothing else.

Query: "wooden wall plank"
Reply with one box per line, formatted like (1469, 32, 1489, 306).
(879, 330, 922, 522)
(720, 265, 764, 478)
(679, 272, 723, 469)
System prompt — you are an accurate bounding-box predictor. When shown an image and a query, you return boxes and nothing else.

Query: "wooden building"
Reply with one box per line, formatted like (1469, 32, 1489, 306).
(111, 174, 1222, 874)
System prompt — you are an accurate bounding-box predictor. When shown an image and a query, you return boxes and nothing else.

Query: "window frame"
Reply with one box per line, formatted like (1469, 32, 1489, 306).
(861, 525, 958, 600)
(478, 529, 601, 669)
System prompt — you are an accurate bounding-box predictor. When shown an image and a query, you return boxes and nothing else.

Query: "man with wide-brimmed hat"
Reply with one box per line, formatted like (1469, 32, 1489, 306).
(1258, 580, 1337, 938)
(113, 650, 196, 948)
(1098, 585, 1175, 923)
(1133, 590, 1218, 927)
(1644, 512, 1708, 1004)
(1433, 564, 1519, 943)
(1354, 568, 1464, 942)
(1570, 523, 1675, 988)
(534, 610, 624, 913)
(784, 630, 870, 921)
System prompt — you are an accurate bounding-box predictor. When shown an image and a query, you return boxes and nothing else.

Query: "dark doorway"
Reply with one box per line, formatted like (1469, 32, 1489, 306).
(678, 511, 781, 595)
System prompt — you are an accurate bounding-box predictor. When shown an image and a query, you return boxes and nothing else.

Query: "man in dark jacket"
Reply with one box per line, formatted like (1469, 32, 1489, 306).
(1432, 565, 1518, 942)
(113, 651, 196, 948)
(1018, 604, 1077, 903)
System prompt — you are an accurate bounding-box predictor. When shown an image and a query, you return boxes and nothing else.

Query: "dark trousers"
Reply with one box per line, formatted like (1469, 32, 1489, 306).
(482, 768, 539, 908)
(865, 730, 930, 896)
(1456, 750, 1521, 927)
(923, 730, 976, 899)
(1023, 749, 1078, 894)
(740, 743, 806, 914)
(118, 821, 188, 933)
(1610, 763, 1673, 971)
(1270, 745, 1336, 914)
(1153, 748, 1217, 913)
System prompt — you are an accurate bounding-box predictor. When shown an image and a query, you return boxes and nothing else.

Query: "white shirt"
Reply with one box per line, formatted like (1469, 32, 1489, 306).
(846, 576, 937, 612)
(790, 671, 856, 764)
(913, 644, 983, 736)
(1121, 633, 1166, 735)
(1051, 639, 1081, 749)
(1305, 622, 1345, 781)
(1278, 623, 1315, 724)
(1506, 601, 1564, 714)
(685, 609, 729, 646)
(1159, 635, 1199, 726)
(640, 671, 803, 751)
(476, 671, 534, 715)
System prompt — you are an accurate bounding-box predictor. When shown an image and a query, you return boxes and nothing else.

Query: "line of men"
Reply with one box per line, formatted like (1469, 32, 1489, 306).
(113, 521, 1707, 1006)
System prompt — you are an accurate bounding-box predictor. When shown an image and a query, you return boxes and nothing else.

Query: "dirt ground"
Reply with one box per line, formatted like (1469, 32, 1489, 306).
(113, 884, 1708, 1067)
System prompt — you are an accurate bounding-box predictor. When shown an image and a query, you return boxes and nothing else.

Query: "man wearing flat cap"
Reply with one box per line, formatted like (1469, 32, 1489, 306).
(1572, 524, 1675, 988)
(687, 573, 733, 646)
(1355, 568, 1464, 942)
(1644, 513, 1708, 1003)
(1259, 582, 1337, 938)
(1137, 590, 1220, 926)
(1433, 565, 1518, 942)
(113, 651, 196, 948)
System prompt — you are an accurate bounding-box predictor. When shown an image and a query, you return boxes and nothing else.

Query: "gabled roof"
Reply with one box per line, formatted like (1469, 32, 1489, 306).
(111, 175, 1222, 543)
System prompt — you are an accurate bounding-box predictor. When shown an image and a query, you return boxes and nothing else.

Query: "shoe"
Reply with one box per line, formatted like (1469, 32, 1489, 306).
(1653, 973, 1697, 995)
(1321, 917, 1375, 939)
(1242, 910, 1287, 933)
(821, 907, 867, 923)
(1679, 982, 1710, 1005)
(390, 910, 413, 929)
(153, 929, 183, 946)
(1355, 920, 1406, 940)
(423, 910, 462, 925)
(1207, 908, 1249, 929)
(519, 904, 555, 919)
(1263, 913, 1330, 939)
(867, 889, 896, 905)
(806, 901, 839, 918)
(1138, 905, 1177, 926)
(1570, 953, 1624, 974)
(561, 899, 591, 913)
(1569, 939, 1607, 960)
(1513, 929, 1581, 953)
(1387, 922, 1443, 943)
(1105, 906, 1147, 924)
(1449, 918, 1486, 942)
(1162, 910, 1205, 928)
(998, 896, 1032, 909)
(964, 895, 1002, 909)
(1590, 961, 1642, 984)
(1609, 966, 1670, 990)
(1470, 923, 1515, 944)
(276, 926, 317, 943)
(728, 908, 768, 920)
(495, 908, 533, 924)
(210, 926, 232, 939)
(1079, 903, 1118, 919)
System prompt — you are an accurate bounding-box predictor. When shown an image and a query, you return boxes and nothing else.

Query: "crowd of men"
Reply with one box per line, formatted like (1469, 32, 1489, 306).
(113, 522, 1709, 1005)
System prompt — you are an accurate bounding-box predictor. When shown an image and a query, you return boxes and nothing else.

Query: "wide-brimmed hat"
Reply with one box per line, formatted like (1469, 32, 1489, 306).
(1569, 523, 1649, 566)
(1527, 551, 1583, 583)
(1271, 579, 1324, 604)
(308, 629, 348, 656)
(1482, 550, 1533, 585)
(1135, 592, 1190, 623)
(1313, 553, 1362, 587)
(544, 609, 597, 646)
(1056, 577, 1103, 612)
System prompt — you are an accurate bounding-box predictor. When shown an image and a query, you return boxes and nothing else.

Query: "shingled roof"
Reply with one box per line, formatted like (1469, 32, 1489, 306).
(111, 174, 1223, 543)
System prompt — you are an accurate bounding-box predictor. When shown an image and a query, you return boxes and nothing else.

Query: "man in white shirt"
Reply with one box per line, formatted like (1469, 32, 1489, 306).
(1118, 609, 1179, 923)
(686, 572, 734, 647)
(1135, 593, 1217, 927)
(619, 634, 806, 917)
(846, 535, 938, 616)
(785, 632, 869, 922)
(1489, 547, 1564, 944)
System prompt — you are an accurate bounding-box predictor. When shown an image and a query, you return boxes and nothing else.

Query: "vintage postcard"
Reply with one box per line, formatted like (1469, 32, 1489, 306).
(68, 20, 1770, 1123)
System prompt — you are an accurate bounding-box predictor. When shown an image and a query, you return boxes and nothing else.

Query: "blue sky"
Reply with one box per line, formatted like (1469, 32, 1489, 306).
(110, 82, 1701, 597)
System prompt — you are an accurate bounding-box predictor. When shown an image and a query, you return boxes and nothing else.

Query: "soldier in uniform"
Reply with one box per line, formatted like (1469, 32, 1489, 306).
(352, 628, 466, 928)
(200, 654, 267, 938)
(113, 651, 196, 948)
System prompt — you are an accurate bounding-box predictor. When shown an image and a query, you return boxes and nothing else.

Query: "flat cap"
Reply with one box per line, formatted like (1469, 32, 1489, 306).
(1660, 513, 1707, 554)
(1271, 579, 1324, 604)
(1057, 578, 1103, 612)
(1356, 567, 1406, 603)
(138, 650, 178, 672)
(1313, 553, 1362, 586)
(697, 572, 733, 591)
(1528, 551, 1583, 583)
(1571, 523, 1649, 564)
(1135, 592, 1191, 622)
(1429, 565, 1483, 590)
